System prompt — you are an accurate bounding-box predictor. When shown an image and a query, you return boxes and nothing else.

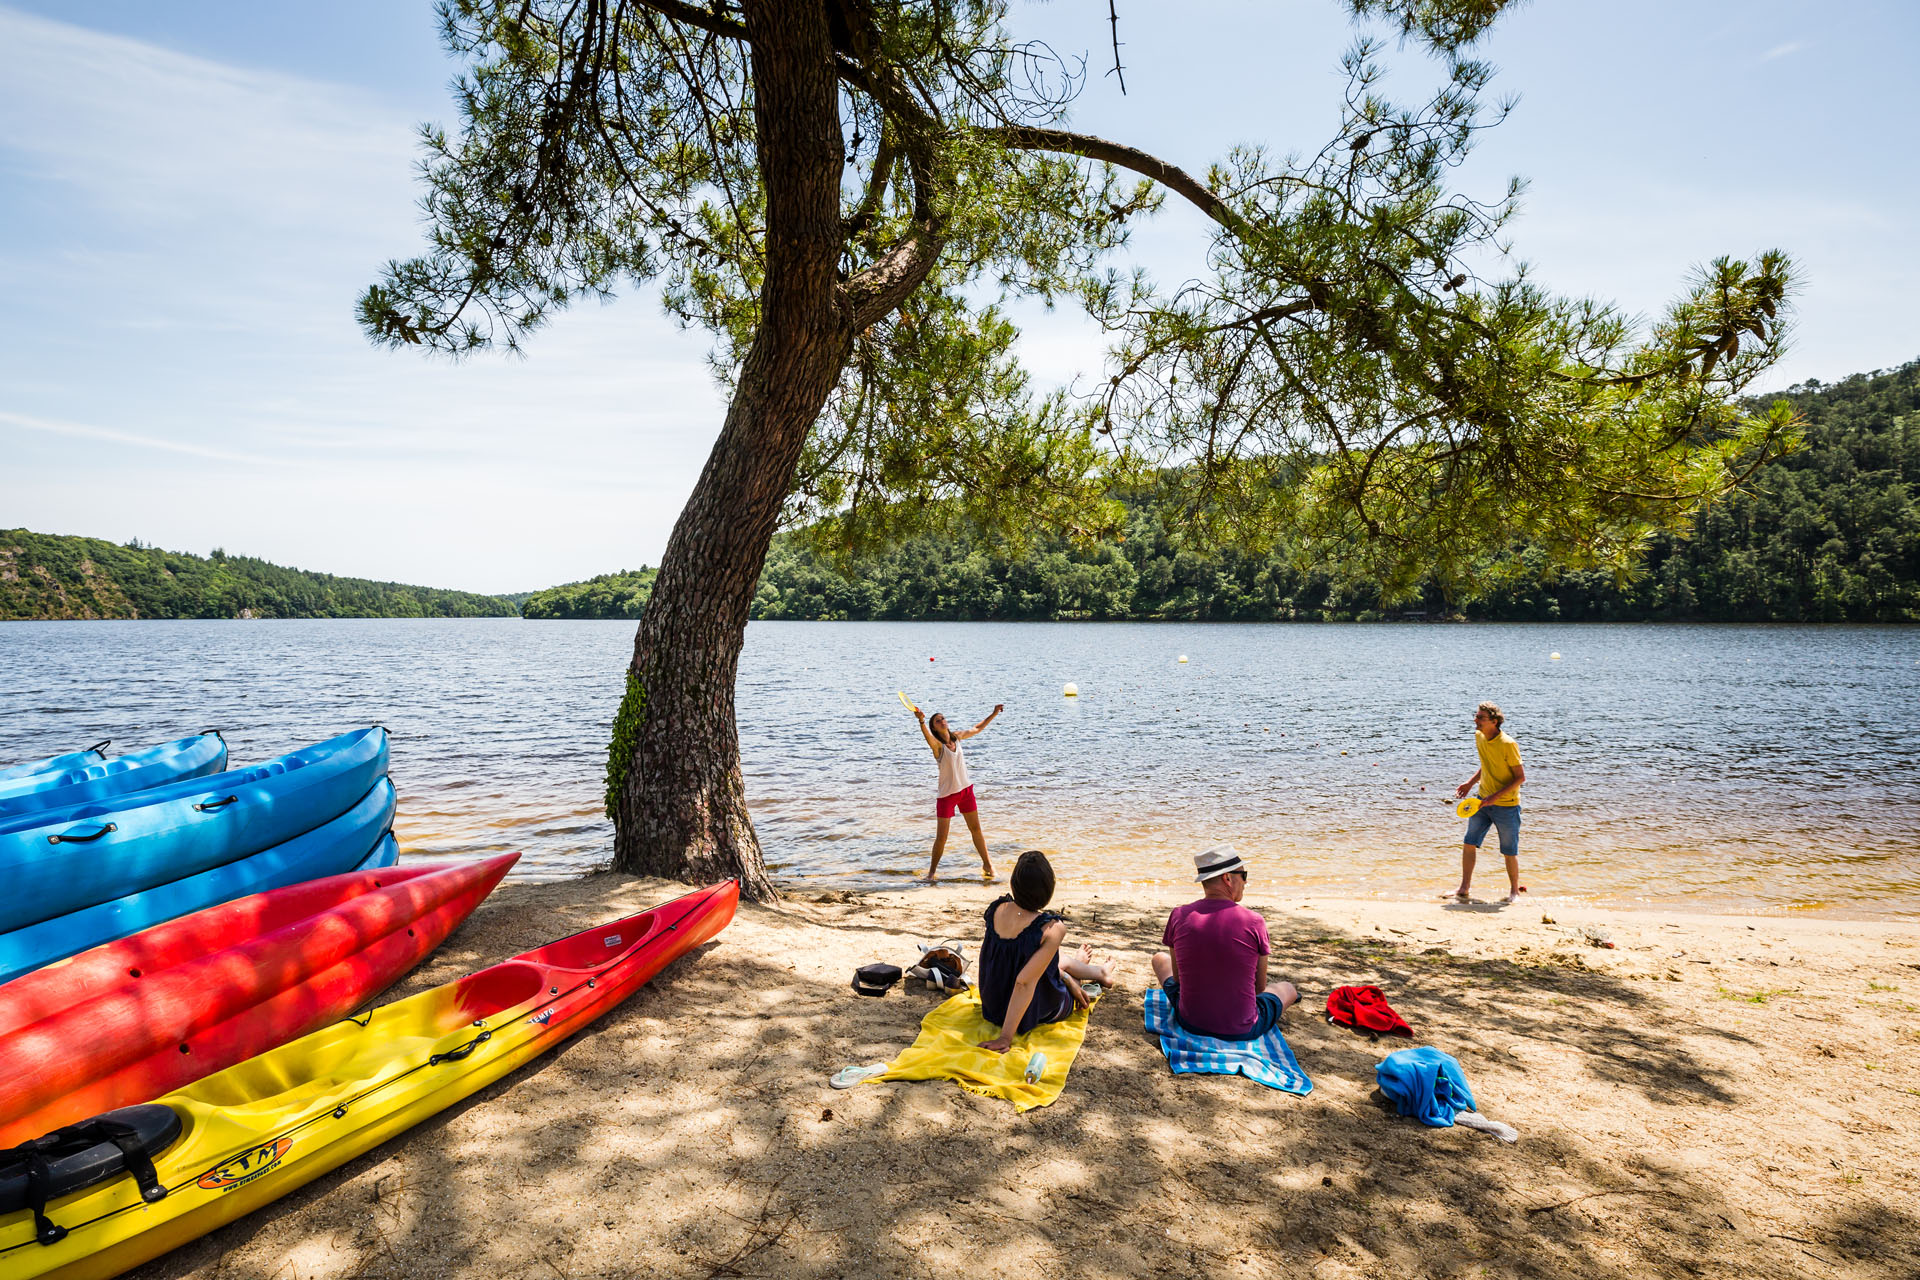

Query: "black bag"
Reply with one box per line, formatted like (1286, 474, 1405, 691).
(851, 963, 903, 996)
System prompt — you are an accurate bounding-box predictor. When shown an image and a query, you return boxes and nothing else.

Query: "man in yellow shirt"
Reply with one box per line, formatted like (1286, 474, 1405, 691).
(1450, 701, 1527, 904)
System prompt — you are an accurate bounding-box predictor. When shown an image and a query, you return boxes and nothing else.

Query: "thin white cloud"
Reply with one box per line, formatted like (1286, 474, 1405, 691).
(1761, 41, 1805, 62)
(0, 409, 281, 465)
(0, 7, 412, 230)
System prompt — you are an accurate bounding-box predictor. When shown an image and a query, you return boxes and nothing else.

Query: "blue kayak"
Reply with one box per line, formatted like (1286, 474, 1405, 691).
(0, 776, 399, 986)
(0, 740, 112, 783)
(0, 726, 388, 934)
(0, 732, 228, 818)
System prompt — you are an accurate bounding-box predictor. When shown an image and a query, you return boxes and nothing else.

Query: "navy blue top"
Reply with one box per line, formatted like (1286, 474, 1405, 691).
(977, 896, 1073, 1036)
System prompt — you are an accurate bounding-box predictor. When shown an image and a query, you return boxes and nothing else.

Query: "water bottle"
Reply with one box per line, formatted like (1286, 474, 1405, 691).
(1023, 1051, 1048, 1084)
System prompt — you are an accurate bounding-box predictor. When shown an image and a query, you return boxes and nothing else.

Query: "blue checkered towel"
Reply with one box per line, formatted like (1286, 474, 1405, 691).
(1143, 987, 1312, 1094)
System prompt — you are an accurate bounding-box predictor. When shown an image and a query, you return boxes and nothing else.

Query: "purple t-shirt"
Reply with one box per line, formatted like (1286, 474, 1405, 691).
(1163, 898, 1271, 1037)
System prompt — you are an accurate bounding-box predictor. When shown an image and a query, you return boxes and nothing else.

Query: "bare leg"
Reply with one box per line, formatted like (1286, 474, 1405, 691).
(1502, 855, 1525, 904)
(960, 808, 993, 879)
(926, 815, 951, 881)
(1266, 979, 1299, 1010)
(1151, 952, 1175, 984)
(1450, 844, 1477, 899)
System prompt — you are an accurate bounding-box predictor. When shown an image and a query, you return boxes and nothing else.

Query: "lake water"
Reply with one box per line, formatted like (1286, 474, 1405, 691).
(2, 620, 1917, 918)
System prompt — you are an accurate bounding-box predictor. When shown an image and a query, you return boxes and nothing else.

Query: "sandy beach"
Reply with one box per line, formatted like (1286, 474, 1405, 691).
(131, 875, 1920, 1280)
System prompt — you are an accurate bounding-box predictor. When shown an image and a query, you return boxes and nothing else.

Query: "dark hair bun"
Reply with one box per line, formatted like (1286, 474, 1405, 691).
(1010, 849, 1055, 912)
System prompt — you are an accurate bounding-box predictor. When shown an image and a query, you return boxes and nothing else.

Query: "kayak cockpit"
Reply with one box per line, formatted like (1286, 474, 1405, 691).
(513, 911, 659, 971)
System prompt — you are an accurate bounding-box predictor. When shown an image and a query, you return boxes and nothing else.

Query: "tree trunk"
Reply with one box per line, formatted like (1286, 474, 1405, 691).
(611, 0, 850, 899)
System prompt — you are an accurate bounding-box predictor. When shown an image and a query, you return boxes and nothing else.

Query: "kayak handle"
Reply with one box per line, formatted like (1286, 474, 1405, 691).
(48, 822, 116, 845)
(199, 728, 224, 742)
(87, 739, 111, 757)
(430, 1029, 492, 1066)
(194, 795, 239, 812)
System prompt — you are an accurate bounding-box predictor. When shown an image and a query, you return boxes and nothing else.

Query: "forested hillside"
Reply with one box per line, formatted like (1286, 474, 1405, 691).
(518, 568, 658, 619)
(519, 362, 1919, 624)
(1471, 362, 1919, 621)
(0, 531, 517, 620)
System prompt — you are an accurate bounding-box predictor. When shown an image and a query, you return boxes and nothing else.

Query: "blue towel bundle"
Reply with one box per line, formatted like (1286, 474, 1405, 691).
(1143, 987, 1312, 1095)
(1375, 1046, 1476, 1126)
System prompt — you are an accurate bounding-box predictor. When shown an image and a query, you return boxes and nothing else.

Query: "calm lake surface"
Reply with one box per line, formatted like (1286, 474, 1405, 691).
(2, 619, 1917, 918)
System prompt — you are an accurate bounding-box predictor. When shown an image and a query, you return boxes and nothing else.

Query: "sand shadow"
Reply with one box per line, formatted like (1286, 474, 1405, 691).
(110, 886, 1919, 1280)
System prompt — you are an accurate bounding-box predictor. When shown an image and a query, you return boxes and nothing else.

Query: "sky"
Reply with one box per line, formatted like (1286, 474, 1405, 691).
(2, 1, 1916, 595)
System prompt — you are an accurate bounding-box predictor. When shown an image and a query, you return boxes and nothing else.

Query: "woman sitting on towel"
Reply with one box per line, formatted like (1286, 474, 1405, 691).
(976, 851, 1120, 1053)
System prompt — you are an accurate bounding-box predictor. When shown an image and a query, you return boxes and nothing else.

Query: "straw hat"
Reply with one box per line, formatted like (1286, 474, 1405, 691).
(1192, 845, 1247, 882)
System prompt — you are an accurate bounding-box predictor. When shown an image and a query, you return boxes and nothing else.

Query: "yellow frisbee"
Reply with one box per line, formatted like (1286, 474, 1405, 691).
(1455, 796, 1482, 819)
(898, 691, 918, 711)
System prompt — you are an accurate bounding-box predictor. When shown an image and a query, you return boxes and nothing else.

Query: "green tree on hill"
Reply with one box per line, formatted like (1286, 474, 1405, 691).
(364, 0, 1797, 898)
(520, 568, 658, 619)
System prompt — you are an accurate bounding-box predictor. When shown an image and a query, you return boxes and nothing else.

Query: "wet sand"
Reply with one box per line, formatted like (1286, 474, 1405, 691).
(135, 876, 1920, 1280)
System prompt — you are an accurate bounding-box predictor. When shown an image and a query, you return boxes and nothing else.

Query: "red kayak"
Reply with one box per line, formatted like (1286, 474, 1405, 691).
(0, 853, 516, 1147)
(0, 880, 737, 1279)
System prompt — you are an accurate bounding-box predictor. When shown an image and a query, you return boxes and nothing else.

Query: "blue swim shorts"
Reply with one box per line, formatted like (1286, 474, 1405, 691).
(1162, 978, 1287, 1042)
(1464, 803, 1521, 857)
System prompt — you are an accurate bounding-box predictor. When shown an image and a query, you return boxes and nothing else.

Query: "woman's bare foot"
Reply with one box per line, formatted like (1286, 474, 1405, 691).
(1067, 950, 1121, 985)
(1444, 887, 1471, 901)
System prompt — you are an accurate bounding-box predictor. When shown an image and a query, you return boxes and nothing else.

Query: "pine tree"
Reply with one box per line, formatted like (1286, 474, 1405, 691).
(362, 0, 1797, 897)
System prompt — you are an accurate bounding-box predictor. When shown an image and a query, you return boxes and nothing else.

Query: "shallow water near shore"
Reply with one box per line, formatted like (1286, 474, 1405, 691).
(2, 618, 1916, 918)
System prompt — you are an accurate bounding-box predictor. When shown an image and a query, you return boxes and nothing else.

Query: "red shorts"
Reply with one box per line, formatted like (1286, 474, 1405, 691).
(936, 786, 977, 819)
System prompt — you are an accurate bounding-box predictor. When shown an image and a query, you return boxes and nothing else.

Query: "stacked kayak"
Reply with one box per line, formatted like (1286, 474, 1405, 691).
(0, 853, 518, 1148)
(0, 734, 228, 820)
(0, 728, 390, 973)
(0, 777, 401, 986)
(0, 880, 736, 1278)
(0, 743, 112, 784)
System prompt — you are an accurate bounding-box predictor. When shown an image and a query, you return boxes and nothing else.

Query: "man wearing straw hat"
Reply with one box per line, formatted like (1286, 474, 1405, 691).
(1150, 846, 1299, 1040)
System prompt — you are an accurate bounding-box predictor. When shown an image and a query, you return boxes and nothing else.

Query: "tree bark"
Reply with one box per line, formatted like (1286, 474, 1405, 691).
(612, 0, 850, 898)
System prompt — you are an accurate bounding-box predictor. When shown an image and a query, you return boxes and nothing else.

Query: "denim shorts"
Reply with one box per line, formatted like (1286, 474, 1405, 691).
(1464, 803, 1521, 857)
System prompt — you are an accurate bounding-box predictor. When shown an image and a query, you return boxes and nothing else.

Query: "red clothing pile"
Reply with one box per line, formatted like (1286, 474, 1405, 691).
(1325, 984, 1413, 1037)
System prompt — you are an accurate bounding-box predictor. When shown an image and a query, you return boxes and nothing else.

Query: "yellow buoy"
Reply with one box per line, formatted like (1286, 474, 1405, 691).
(1177, 655, 1188, 664)
(1550, 652, 1562, 660)
(1063, 683, 1079, 697)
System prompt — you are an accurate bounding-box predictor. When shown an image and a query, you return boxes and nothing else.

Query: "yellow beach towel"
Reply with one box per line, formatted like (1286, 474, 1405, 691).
(871, 987, 1099, 1112)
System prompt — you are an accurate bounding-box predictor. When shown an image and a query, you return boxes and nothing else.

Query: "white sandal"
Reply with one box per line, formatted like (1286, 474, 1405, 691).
(829, 1062, 889, 1089)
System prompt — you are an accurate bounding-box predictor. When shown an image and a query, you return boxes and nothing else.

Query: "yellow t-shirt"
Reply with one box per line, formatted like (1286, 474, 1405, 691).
(1475, 731, 1523, 806)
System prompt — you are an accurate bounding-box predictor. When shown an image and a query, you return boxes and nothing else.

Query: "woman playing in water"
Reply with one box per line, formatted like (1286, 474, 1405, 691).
(912, 701, 1001, 881)
(977, 850, 1121, 1053)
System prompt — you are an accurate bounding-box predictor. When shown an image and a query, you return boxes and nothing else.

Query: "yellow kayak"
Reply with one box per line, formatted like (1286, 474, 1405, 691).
(0, 880, 737, 1280)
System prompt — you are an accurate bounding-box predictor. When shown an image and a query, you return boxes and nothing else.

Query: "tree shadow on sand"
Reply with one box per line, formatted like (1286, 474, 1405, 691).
(126, 888, 1920, 1280)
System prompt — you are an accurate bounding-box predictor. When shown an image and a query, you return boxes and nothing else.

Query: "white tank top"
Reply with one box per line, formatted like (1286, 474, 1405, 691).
(936, 742, 971, 797)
